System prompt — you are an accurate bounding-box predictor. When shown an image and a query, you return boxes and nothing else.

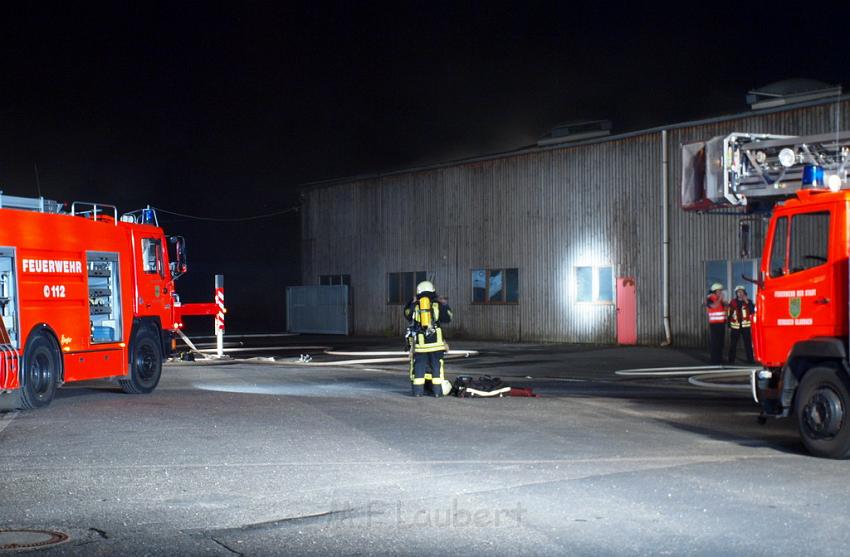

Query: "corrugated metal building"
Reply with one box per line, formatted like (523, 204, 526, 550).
(300, 96, 850, 346)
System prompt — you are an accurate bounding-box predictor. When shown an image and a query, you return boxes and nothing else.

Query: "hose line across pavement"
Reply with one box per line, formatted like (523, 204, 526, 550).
(172, 336, 479, 367)
(615, 365, 757, 391)
(293, 349, 479, 367)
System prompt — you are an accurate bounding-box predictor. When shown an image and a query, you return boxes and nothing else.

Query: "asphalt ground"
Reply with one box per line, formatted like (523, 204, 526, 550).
(1, 335, 848, 556)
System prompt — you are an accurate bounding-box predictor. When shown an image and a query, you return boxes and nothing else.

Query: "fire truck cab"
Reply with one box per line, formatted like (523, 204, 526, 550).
(0, 195, 191, 410)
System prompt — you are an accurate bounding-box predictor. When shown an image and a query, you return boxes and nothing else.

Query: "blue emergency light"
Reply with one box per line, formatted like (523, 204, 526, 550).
(142, 208, 155, 224)
(801, 164, 824, 187)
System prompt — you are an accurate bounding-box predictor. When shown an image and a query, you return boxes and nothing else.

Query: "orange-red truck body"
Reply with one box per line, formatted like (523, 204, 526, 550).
(0, 206, 177, 392)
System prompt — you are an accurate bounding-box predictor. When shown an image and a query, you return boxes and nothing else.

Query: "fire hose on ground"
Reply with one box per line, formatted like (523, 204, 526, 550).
(289, 349, 479, 366)
(176, 334, 752, 393)
(171, 334, 479, 366)
(615, 365, 756, 392)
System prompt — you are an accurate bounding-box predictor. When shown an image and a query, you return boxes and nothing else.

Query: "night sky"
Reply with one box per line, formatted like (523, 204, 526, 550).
(1, 3, 848, 332)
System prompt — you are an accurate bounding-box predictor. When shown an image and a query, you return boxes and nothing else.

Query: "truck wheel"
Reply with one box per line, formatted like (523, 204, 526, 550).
(795, 367, 850, 459)
(120, 328, 162, 394)
(20, 331, 61, 409)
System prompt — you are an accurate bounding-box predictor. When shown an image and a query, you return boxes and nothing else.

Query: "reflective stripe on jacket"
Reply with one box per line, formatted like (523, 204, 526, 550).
(706, 293, 726, 324)
(727, 299, 753, 329)
(416, 327, 446, 353)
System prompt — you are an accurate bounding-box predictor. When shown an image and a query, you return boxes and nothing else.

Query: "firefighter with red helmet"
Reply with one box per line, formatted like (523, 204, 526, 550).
(706, 282, 727, 364)
(404, 280, 452, 397)
(727, 285, 755, 364)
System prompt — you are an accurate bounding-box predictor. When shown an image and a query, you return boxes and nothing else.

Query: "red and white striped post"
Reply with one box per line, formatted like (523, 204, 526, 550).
(214, 274, 225, 358)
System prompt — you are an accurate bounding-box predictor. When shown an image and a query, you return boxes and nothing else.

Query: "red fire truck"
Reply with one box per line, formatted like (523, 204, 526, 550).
(0, 195, 217, 410)
(684, 131, 850, 458)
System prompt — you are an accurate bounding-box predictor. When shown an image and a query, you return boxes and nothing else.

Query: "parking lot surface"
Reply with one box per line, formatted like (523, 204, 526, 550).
(1, 338, 848, 556)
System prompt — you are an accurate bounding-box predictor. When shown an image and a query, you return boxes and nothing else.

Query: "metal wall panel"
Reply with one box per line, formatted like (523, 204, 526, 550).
(286, 285, 349, 335)
(302, 100, 850, 346)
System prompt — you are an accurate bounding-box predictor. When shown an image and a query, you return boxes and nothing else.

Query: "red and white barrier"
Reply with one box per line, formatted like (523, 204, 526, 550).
(214, 275, 225, 357)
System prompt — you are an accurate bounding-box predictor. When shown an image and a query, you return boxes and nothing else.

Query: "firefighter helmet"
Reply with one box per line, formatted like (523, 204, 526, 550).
(416, 280, 435, 294)
(710, 282, 724, 292)
(734, 285, 746, 294)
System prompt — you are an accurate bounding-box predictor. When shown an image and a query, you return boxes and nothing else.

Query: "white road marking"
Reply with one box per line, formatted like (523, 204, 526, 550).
(1, 453, 796, 473)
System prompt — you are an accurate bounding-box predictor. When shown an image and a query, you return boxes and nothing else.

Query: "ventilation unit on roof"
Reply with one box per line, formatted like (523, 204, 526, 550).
(746, 79, 842, 110)
(538, 120, 612, 146)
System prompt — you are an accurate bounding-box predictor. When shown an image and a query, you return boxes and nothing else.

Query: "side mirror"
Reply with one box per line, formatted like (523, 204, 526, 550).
(169, 236, 187, 280)
(741, 272, 763, 289)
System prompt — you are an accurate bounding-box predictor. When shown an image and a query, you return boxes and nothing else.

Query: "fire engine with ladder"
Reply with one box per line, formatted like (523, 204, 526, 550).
(0, 195, 221, 410)
(684, 130, 850, 458)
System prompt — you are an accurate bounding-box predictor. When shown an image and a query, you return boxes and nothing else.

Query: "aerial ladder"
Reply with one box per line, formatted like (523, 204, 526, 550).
(683, 130, 850, 211)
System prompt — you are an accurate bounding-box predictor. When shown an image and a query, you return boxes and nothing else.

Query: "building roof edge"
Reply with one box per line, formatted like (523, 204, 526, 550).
(300, 93, 850, 192)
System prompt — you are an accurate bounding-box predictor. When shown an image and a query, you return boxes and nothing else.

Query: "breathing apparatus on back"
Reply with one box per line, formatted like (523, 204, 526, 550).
(418, 292, 433, 328)
(415, 281, 437, 335)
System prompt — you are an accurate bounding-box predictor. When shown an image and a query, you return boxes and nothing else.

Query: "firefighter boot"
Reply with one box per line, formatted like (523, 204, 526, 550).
(411, 383, 424, 396)
(412, 354, 430, 397)
(432, 381, 442, 398)
(430, 352, 445, 397)
(412, 378, 425, 397)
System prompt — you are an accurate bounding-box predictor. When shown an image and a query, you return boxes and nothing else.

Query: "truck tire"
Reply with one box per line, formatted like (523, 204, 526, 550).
(795, 366, 850, 459)
(120, 328, 162, 394)
(20, 330, 61, 409)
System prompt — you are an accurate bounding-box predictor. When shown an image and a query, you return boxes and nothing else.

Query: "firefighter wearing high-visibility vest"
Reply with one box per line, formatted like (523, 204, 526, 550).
(404, 281, 453, 397)
(727, 285, 755, 364)
(706, 282, 726, 364)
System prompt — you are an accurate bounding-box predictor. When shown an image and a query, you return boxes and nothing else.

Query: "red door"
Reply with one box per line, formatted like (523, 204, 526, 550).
(617, 277, 637, 345)
(756, 205, 837, 367)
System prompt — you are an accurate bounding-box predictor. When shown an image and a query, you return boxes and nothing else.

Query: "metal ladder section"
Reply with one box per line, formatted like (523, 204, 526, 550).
(713, 131, 850, 206)
(0, 192, 64, 213)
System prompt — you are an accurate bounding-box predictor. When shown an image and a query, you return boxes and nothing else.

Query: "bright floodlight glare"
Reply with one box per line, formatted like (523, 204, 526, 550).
(778, 148, 796, 168)
(827, 173, 842, 192)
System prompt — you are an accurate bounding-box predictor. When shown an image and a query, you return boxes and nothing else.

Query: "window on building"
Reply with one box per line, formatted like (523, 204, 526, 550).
(387, 271, 427, 304)
(575, 266, 614, 304)
(320, 274, 351, 286)
(705, 259, 759, 301)
(472, 268, 519, 304)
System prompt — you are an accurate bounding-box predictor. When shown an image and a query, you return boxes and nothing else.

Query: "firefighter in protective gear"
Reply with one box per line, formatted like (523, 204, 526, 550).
(404, 281, 453, 397)
(706, 282, 726, 364)
(727, 285, 755, 364)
